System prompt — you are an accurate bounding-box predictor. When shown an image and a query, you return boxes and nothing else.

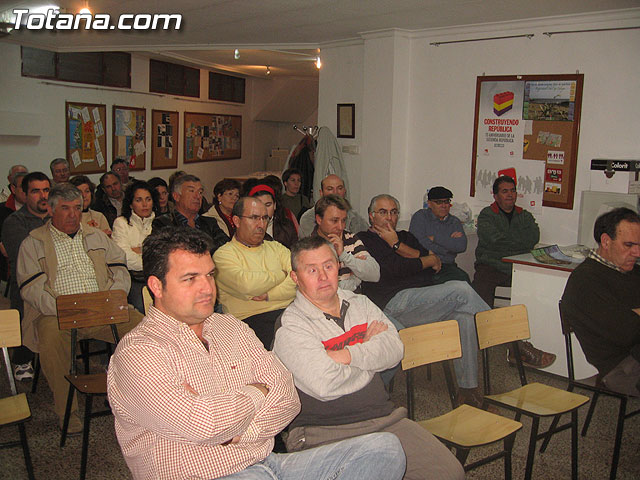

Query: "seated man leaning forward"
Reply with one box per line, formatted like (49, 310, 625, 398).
(311, 194, 380, 292)
(562, 207, 640, 396)
(273, 236, 464, 480)
(409, 186, 470, 284)
(107, 227, 407, 480)
(16, 183, 143, 433)
(359, 194, 490, 409)
(213, 197, 297, 348)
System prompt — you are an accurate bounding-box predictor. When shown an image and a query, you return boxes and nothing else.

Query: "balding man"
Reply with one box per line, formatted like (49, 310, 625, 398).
(298, 174, 368, 238)
(0, 164, 28, 203)
(49, 158, 70, 185)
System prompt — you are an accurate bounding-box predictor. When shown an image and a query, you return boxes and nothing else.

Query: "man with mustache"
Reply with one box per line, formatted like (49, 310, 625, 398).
(214, 197, 297, 348)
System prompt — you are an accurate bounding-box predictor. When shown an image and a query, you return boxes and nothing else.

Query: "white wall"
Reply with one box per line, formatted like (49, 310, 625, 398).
(0, 43, 317, 199)
(319, 9, 640, 243)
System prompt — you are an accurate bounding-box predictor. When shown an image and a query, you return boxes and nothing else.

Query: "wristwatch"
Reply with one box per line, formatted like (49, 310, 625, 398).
(392, 241, 401, 251)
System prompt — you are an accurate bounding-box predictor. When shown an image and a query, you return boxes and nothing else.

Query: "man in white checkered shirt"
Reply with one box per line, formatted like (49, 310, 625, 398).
(17, 183, 143, 434)
(107, 226, 406, 480)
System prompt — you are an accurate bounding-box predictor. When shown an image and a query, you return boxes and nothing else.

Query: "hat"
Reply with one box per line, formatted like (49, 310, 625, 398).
(427, 186, 453, 201)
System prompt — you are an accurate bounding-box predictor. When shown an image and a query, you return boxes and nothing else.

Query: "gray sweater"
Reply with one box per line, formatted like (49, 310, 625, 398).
(409, 208, 467, 264)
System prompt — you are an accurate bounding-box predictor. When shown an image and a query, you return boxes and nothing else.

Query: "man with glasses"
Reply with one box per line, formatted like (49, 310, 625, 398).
(214, 197, 296, 348)
(359, 194, 493, 410)
(409, 186, 470, 284)
(473, 175, 555, 369)
(111, 157, 135, 189)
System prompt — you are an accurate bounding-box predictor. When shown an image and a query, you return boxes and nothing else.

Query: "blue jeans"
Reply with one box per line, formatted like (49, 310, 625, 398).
(218, 432, 406, 479)
(384, 280, 490, 389)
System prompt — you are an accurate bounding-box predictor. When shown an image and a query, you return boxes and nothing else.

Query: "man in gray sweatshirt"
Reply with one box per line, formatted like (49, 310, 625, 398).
(273, 235, 464, 480)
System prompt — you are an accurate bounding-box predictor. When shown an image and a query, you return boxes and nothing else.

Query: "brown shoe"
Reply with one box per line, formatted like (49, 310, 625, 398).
(456, 387, 499, 415)
(507, 341, 556, 369)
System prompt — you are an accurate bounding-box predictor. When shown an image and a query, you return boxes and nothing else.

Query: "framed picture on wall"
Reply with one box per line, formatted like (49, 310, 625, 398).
(184, 112, 242, 163)
(66, 101, 107, 175)
(112, 105, 146, 171)
(337, 103, 355, 138)
(151, 109, 179, 169)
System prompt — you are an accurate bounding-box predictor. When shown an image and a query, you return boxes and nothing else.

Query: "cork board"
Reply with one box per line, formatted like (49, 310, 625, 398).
(112, 105, 146, 171)
(151, 110, 178, 170)
(66, 101, 107, 175)
(184, 112, 242, 163)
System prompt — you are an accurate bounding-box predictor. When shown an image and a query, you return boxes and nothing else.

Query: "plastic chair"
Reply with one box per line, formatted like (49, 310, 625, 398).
(0, 309, 35, 480)
(399, 320, 522, 479)
(556, 300, 640, 479)
(57, 290, 129, 480)
(475, 304, 589, 480)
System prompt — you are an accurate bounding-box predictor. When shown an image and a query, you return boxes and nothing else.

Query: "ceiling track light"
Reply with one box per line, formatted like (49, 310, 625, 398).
(265, 65, 271, 76)
(234, 48, 240, 60)
(315, 55, 322, 69)
(79, 0, 91, 14)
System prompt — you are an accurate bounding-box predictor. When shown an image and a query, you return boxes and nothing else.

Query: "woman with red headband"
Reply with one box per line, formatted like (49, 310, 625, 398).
(242, 178, 298, 249)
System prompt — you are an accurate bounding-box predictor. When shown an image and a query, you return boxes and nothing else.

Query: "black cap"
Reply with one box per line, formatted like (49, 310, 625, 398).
(427, 186, 453, 201)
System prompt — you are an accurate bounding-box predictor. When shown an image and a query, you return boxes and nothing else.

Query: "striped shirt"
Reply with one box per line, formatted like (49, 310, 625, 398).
(107, 306, 300, 480)
(50, 224, 99, 295)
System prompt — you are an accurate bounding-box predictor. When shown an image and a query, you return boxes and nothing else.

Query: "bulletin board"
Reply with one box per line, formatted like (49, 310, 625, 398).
(151, 110, 179, 170)
(470, 74, 583, 210)
(184, 112, 242, 163)
(112, 105, 146, 171)
(66, 101, 107, 175)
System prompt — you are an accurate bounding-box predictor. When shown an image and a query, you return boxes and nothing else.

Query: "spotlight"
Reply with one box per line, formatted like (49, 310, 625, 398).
(266, 66, 271, 76)
(234, 49, 240, 60)
(315, 56, 322, 69)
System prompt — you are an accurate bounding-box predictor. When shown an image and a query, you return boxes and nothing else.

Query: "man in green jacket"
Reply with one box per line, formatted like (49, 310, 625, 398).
(472, 175, 555, 368)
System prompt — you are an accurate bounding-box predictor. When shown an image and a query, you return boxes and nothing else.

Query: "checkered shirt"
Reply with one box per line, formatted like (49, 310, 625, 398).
(588, 249, 625, 273)
(50, 224, 99, 295)
(107, 306, 300, 480)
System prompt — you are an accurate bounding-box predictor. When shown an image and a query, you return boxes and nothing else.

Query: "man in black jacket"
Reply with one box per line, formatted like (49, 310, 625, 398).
(93, 172, 124, 228)
(562, 207, 640, 396)
(152, 174, 228, 255)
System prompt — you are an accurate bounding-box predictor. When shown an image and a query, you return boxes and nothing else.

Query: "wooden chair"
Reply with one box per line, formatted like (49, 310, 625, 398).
(555, 300, 640, 479)
(57, 290, 130, 480)
(475, 304, 590, 480)
(142, 285, 153, 315)
(399, 320, 522, 479)
(0, 309, 35, 480)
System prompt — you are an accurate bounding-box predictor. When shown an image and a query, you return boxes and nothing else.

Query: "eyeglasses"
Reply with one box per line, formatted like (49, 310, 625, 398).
(239, 215, 270, 222)
(374, 209, 399, 217)
(431, 199, 451, 205)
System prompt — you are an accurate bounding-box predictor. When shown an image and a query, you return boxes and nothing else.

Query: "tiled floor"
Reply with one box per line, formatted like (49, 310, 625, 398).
(1, 287, 639, 479)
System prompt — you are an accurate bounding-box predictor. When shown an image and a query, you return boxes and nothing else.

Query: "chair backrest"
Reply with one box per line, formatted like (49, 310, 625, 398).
(1, 309, 22, 396)
(142, 286, 152, 315)
(475, 304, 530, 350)
(0, 309, 21, 348)
(56, 290, 130, 331)
(399, 320, 461, 370)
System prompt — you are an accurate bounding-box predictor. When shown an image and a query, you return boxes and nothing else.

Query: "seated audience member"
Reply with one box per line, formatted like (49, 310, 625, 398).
(2, 172, 51, 381)
(280, 168, 311, 220)
(359, 194, 491, 408)
(0, 164, 28, 203)
(243, 180, 298, 249)
(167, 170, 186, 204)
(409, 186, 470, 283)
(562, 208, 640, 396)
(112, 181, 155, 313)
(152, 174, 229, 254)
(273, 236, 464, 480)
(49, 157, 70, 185)
(93, 171, 125, 228)
(311, 194, 379, 292)
(260, 175, 301, 234)
(69, 175, 111, 236)
(473, 175, 555, 368)
(107, 227, 406, 480)
(203, 178, 241, 238)
(0, 171, 28, 281)
(16, 183, 142, 432)
(213, 197, 296, 348)
(148, 177, 172, 216)
(298, 174, 368, 238)
(111, 157, 134, 189)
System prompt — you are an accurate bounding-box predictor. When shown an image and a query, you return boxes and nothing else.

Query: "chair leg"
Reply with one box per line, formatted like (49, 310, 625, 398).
(571, 409, 579, 480)
(80, 395, 93, 480)
(18, 423, 35, 480)
(524, 416, 540, 480)
(610, 397, 627, 480)
(406, 369, 414, 420)
(539, 413, 562, 453)
(60, 383, 75, 447)
(455, 447, 470, 466)
(31, 353, 40, 394)
(504, 432, 516, 480)
(582, 391, 600, 436)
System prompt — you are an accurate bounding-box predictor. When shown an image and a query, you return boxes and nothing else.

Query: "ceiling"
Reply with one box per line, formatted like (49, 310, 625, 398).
(0, 0, 636, 78)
